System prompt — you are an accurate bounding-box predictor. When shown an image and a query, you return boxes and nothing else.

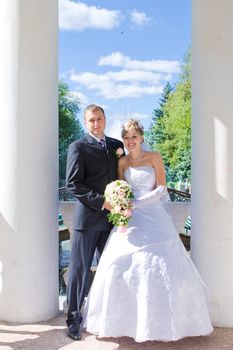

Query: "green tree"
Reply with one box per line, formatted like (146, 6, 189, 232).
(146, 48, 191, 184)
(59, 80, 84, 186)
(158, 79, 191, 181)
(147, 82, 173, 150)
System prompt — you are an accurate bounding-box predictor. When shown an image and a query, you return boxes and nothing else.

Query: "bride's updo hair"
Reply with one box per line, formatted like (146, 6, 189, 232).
(121, 119, 144, 139)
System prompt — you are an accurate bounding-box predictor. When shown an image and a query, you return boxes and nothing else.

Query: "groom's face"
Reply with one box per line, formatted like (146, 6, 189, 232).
(84, 109, 106, 139)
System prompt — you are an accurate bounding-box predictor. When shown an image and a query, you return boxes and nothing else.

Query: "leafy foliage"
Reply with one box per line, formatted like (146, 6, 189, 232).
(147, 82, 173, 150)
(146, 48, 191, 183)
(59, 80, 84, 186)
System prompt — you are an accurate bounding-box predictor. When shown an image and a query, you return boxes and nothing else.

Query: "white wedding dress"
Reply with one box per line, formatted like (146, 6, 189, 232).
(83, 166, 213, 342)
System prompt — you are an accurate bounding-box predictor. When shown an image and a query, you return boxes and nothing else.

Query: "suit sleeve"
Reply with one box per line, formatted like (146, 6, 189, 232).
(66, 142, 105, 210)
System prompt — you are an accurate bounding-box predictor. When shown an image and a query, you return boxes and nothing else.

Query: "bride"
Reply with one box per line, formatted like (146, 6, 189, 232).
(83, 119, 213, 342)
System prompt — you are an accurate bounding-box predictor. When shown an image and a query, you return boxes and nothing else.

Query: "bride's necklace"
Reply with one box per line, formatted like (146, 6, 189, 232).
(129, 151, 144, 161)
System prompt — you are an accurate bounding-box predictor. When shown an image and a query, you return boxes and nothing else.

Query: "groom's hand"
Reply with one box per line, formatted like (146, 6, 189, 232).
(103, 200, 112, 211)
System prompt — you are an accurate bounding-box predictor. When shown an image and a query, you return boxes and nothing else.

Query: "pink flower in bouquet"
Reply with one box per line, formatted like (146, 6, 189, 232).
(117, 188, 126, 196)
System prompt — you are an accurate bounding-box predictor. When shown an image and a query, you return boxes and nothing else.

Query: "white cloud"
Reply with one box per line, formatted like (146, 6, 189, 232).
(59, 0, 122, 31)
(98, 52, 180, 74)
(59, 69, 75, 80)
(72, 70, 169, 84)
(70, 70, 164, 99)
(109, 70, 171, 84)
(101, 104, 110, 110)
(131, 112, 149, 120)
(106, 115, 125, 139)
(129, 10, 152, 26)
(106, 113, 151, 139)
(70, 91, 88, 106)
(69, 53, 179, 100)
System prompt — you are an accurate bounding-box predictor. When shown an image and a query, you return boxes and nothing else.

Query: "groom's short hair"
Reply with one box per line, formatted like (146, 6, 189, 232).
(84, 104, 105, 119)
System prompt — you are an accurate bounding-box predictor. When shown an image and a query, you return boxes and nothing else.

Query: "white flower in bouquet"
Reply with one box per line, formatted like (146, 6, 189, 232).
(104, 180, 134, 231)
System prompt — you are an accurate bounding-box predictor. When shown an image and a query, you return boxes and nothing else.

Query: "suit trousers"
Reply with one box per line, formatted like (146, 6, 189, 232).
(66, 228, 111, 325)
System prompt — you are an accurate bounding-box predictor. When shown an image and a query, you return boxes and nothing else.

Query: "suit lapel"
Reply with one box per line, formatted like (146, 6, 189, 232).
(86, 133, 101, 149)
(85, 134, 119, 156)
(105, 136, 113, 151)
(106, 137, 118, 158)
(85, 133, 107, 153)
(85, 133, 95, 144)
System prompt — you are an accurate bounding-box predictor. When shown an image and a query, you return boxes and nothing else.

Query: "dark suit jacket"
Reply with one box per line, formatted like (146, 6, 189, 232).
(66, 133, 124, 231)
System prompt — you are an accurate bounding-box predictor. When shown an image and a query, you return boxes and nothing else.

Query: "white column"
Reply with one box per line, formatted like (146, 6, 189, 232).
(192, 0, 233, 326)
(0, 0, 59, 322)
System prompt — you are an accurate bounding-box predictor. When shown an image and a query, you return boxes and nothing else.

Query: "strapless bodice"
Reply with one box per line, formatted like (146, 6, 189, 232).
(124, 166, 155, 198)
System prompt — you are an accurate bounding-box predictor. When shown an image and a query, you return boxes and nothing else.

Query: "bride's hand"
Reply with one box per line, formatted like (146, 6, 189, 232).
(103, 200, 112, 211)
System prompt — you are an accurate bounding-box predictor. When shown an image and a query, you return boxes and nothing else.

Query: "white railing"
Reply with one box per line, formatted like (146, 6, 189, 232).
(59, 201, 191, 238)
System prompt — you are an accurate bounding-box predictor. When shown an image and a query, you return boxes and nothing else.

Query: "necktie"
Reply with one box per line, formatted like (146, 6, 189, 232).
(99, 138, 106, 150)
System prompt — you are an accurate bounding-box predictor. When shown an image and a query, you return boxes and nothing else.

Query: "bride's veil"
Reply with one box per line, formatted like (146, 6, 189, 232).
(141, 141, 151, 151)
(140, 141, 172, 216)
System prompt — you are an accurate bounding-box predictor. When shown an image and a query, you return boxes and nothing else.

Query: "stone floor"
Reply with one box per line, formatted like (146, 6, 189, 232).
(1, 312, 233, 350)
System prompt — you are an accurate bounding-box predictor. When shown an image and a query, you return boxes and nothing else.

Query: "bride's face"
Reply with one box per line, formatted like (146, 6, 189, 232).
(123, 129, 143, 153)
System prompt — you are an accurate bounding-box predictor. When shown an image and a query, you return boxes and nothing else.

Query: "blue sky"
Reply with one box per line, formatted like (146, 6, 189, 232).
(59, 0, 191, 139)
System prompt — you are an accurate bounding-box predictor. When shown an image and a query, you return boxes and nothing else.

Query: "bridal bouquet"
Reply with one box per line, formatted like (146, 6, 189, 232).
(104, 180, 134, 232)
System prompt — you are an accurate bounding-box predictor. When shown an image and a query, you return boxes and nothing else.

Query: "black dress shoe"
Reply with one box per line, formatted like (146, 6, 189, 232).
(67, 323, 82, 341)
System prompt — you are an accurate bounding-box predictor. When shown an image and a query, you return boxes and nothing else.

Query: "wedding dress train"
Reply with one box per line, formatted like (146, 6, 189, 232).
(83, 166, 213, 342)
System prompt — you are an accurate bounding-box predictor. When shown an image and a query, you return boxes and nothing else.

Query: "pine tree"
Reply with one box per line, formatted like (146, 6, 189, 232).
(147, 82, 173, 150)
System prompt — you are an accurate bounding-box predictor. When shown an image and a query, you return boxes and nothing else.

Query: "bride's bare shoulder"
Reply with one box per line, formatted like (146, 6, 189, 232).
(118, 155, 130, 168)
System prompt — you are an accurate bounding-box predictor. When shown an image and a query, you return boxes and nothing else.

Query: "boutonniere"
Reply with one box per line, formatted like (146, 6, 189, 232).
(115, 147, 124, 159)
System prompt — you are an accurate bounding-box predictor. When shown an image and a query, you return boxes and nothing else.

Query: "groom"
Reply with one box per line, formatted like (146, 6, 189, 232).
(65, 104, 124, 340)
